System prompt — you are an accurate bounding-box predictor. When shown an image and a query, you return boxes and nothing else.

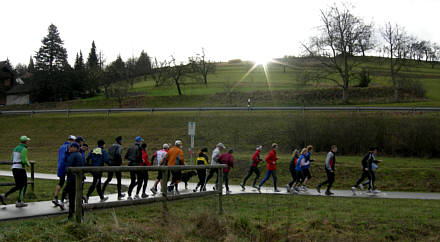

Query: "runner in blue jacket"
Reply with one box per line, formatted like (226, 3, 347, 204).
(85, 140, 109, 203)
(52, 135, 76, 207)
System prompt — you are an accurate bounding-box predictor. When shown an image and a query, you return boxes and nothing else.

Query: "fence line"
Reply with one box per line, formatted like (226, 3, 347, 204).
(1, 106, 440, 117)
(67, 164, 226, 223)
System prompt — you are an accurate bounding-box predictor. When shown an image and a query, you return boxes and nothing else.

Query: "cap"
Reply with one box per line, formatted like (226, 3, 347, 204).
(20, 136, 31, 142)
(68, 135, 76, 140)
(271, 143, 278, 148)
(135, 136, 144, 142)
(256, 145, 263, 151)
(75, 136, 85, 143)
(70, 142, 80, 149)
(217, 143, 226, 149)
(175, 140, 183, 146)
(163, 143, 169, 149)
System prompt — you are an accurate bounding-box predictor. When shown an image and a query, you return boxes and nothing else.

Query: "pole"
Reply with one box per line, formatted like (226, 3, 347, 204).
(217, 167, 223, 215)
(30, 161, 35, 192)
(75, 172, 83, 223)
(161, 169, 169, 222)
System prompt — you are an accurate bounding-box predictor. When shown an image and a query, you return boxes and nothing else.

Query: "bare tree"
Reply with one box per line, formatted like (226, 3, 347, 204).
(150, 57, 170, 87)
(189, 48, 216, 87)
(303, 4, 374, 103)
(109, 81, 129, 107)
(168, 56, 188, 96)
(381, 22, 410, 101)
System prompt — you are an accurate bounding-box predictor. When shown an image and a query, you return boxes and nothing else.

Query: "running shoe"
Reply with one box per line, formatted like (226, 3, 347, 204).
(366, 189, 372, 193)
(127, 196, 133, 200)
(302, 186, 308, 191)
(351, 187, 357, 194)
(294, 186, 300, 192)
(15, 201, 28, 207)
(325, 191, 334, 196)
(359, 184, 364, 190)
(59, 201, 65, 210)
(118, 195, 125, 200)
(257, 186, 261, 194)
(134, 195, 140, 200)
(316, 185, 321, 194)
(274, 189, 281, 192)
(286, 184, 291, 193)
(175, 190, 180, 195)
(100, 196, 109, 202)
(52, 198, 59, 206)
(240, 184, 246, 191)
(150, 188, 157, 195)
(226, 190, 232, 194)
(141, 193, 148, 198)
(372, 189, 381, 194)
(83, 196, 89, 204)
(0, 194, 6, 205)
(193, 189, 198, 193)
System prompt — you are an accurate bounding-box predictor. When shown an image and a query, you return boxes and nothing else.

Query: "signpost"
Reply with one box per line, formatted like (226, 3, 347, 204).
(188, 122, 196, 164)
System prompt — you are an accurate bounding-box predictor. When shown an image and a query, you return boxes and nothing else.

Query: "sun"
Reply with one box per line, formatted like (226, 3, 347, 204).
(252, 55, 273, 65)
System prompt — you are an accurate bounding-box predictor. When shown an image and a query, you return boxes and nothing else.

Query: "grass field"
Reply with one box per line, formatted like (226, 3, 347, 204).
(0, 194, 439, 241)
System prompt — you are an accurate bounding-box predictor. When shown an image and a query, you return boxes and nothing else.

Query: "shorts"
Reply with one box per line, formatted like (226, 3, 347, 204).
(302, 168, 312, 179)
(58, 175, 66, 187)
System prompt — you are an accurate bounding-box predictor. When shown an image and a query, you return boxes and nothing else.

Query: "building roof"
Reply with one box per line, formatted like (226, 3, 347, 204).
(7, 82, 32, 95)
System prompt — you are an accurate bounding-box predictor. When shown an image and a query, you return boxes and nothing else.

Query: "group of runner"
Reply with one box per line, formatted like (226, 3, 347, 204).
(1, 135, 382, 220)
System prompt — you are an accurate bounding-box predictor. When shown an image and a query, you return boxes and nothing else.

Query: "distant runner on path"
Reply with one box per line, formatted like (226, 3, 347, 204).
(193, 147, 209, 192)
(204, 143, 226, 191)
(166, 140, 185, 194)
(316, 145, 337, 195)
(286, 149, 300, 193)
(84, 140, 110, 203)
(220, 149, 234, 194)
(64, 142, 85, 220)
(352, 147, 382, 194)
(0, 136, 31, 207)
(126, 136, 144, 200)
(240, 145, 263, 191)
(150, 144, 170, 195)
(257, 143, 280, 193)
(301, 145, 314, 191)
(139, 143, 152, 198)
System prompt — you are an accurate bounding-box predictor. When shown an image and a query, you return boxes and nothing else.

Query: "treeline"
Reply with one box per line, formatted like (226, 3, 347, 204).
(16, 24, 216, 103)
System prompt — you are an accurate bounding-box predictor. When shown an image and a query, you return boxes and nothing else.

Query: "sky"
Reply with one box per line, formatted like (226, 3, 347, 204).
(1, 0, 440, 66)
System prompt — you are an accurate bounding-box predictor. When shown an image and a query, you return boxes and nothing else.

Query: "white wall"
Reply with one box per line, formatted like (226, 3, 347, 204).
(6, 94, 29, 105)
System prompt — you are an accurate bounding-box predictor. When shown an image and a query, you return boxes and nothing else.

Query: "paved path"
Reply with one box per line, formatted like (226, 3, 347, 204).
(1, 170, 440, 221)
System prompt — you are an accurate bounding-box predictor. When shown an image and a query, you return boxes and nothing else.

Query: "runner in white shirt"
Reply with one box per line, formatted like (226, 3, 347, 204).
(150, 144, 169, 195)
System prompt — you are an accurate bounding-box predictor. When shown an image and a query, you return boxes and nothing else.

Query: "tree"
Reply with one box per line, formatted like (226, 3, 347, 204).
(33, 24, 70, 101)
(381, 22, 410, 101)
(188, 48, 216, 87)
(104, 55, 127, 99)
(303, 4, 374, 103)
(27, 57, 35, 73)
(85, 41, 102, 96)
(135, 50, 151, 80)
(150, 57, 170, 87)
(126, 56, 137, 88)
(109, 80, 129, 107)
(167, 56, 188, 96)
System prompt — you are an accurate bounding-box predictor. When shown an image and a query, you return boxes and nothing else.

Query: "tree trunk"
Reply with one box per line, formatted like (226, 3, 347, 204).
(175, 79, 182, 96)
(104, 86, 109, 99)
(342, 87, 348, 104)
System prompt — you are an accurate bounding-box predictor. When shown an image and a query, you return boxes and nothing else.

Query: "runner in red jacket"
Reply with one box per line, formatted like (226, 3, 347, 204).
(219, 149, 234, 194)
(257, 143, 280, 193)
(240, 145, 263, 191)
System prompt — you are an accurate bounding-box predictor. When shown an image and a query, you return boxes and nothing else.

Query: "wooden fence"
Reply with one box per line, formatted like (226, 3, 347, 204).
(0, 161, 35, 192)
(67, 164, 227, 223)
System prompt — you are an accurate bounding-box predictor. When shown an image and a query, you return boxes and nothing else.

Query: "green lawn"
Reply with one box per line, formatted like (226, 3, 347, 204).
(0, 194, 439, 241)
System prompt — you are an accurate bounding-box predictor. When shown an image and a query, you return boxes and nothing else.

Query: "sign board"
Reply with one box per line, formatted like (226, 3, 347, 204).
(188, 122, 196, 136)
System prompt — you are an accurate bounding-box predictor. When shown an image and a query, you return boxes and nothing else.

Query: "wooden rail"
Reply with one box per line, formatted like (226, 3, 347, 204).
(0, 161, 35, 192)
(67, 164, 226, 223)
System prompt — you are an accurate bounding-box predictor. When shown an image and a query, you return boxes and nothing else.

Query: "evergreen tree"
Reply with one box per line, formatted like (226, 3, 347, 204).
(87, 41, 99, 70)
(74, 51, 85, 71)
(27, 56, 35, 73)
(85, 41, 102, 96)
(135, 50, 151, 79)
(34, 24, 68, 72)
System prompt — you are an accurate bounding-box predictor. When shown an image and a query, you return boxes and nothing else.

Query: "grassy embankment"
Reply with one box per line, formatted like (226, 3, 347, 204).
(0, 194, 439, 241)
(0, 111, 439, 193)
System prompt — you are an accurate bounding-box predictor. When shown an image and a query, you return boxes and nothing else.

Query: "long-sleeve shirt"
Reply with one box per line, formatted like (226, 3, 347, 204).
(66, 151, 85, 182)
(167, 146, 184, 166)
(11, 143, 30, 169)
(141, 149, 151, 166)
(57, 141, 70, 177)
(251, 150, 262, 167)
(211, 147, 221, 165)
(325, 151, 336, 172)
(86, 146, 110, 166)
(220, 153, 234, 173)
(265, 149, 278, 171)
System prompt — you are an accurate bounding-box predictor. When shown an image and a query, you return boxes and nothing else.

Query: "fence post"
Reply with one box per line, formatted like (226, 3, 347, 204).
(30, 161, 35, 192)
(161, 169, 169, 222)
(217, 167, 223, 215)
(67, 109, 70, 119)
(75, 171, 84, 223)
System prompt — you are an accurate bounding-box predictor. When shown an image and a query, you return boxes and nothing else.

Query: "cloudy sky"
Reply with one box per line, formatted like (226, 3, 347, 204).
(2, 0, 439, 66)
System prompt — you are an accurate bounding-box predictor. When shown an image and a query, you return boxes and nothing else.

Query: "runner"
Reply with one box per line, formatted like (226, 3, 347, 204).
(140, 143, 151, 198)
(293, 148, 308, 192)
(150, 144, 169, 195)
(75, 136, 86, 160)
(0, 136, 31, 207)
(286, 149, 300, 193)
(193, 147, 209, 192)
(316, 145, 337, 195)
(84, 140, 109, 203)
(52, 135, 75, 207)
(220, 149, 234, 194)
(257, 143, 280, 193)
(64, 142, 85, 220)
(301, 145, 314, 191)
(166, 140, 185, 194)
(352, 147, 382, 194)
(102, 136, 125, 200)
(360, 160, 380, 190)
(204, 143, 225, 191)
(125, 136, 144, 200)
(240, 145, 263, 191)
